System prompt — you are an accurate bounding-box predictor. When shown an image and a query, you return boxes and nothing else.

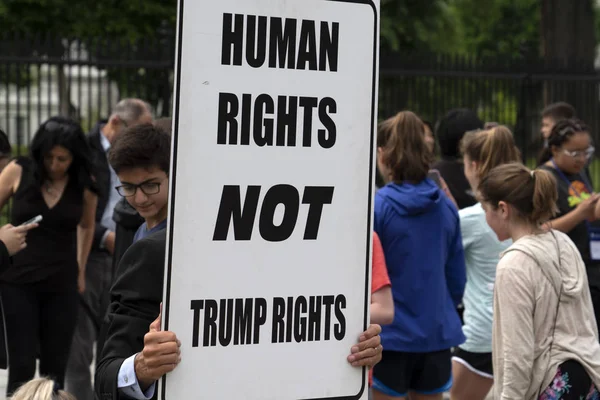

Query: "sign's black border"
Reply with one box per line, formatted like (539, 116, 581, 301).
(162, 0, 378, 398)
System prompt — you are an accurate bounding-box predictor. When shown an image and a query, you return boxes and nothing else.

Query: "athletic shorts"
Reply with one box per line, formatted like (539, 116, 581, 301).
(372, 349, 453, 397)
(452, 347, 493, 379)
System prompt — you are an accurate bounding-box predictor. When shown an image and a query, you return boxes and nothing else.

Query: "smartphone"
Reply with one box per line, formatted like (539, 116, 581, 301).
(20, 215, 43, 226)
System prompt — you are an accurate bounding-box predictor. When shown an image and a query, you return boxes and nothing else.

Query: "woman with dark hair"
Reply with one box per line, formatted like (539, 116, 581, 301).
(0, 128, 12, 171)
(537, 118, 600, 336)
(433, 109, 484, 209)
(0, 116, 98, 396)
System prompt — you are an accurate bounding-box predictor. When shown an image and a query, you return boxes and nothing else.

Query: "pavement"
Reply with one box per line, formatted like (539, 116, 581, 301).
(0, 366, 492, 399)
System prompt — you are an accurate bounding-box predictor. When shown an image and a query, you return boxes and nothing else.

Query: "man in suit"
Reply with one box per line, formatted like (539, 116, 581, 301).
(95, 230, 383, 400)
(65, 99, 153, 400)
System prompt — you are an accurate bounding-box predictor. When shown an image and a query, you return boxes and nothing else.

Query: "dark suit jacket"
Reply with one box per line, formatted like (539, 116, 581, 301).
(95, 229, 165, 400)
(111, 198, 144, 275)
(87, 122, 113, 251)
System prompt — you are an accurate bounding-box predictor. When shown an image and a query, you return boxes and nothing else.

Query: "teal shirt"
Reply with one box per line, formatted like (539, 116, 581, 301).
(459, 203, 511, 353)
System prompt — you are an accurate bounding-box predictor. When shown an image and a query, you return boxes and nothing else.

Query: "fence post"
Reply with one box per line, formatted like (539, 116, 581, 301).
(515, 74, 534, 165)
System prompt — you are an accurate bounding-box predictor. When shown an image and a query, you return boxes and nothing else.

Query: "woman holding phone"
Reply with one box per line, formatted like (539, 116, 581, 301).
(0, 117, 98, 396)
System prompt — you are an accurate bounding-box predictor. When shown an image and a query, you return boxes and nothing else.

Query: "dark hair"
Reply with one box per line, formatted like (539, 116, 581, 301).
(436, 109, 484, 158)
(478, 163, 558, 225)
(153, 118, 173, 136)
(0, 128, 11, 156)
(460, 126, 521, 180)
(377, 111, 432, 183)
(537, 104, 578, 165)
(547, 118, 589, 147)
(29, 117, 97, 192)
(109, 123, 172, 174)
(542, 102, 576, 121)
(538, 118, 590, 164)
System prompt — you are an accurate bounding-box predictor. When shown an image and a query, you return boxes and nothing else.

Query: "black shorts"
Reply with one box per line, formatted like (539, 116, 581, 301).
(372, 349, 453, 397)
(452, 347, 493, 379)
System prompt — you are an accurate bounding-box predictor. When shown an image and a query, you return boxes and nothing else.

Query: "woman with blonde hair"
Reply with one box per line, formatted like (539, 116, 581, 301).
(372, 110, 466, 400)
(479, 163, 600, 399)
(450, 126, 521, 400)
(11, 378, 76, 400)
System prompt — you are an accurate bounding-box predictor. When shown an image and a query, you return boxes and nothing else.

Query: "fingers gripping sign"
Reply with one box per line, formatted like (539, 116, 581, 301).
(135, 303, 182, 391)
(347, 324, 383, 368)
(150, 303, 163, 332)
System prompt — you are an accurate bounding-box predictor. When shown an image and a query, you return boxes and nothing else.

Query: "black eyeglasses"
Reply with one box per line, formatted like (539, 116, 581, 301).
(116, 181, 162, 197)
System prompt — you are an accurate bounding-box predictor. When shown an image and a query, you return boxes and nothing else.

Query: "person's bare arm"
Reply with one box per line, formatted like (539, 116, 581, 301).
(370, 286, 394, 325)
(439, 175, 458, 208)
(545, 194, 599, 233)
(77, 189, 97, 293)
(0, 161, 22, 209)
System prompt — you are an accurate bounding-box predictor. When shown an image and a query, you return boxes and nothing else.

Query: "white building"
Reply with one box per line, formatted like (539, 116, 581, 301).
(0, 46, 119, 148)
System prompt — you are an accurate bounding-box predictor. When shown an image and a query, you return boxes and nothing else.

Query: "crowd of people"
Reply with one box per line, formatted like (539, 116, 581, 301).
(0, 98, 600, 399)
(371, 103, 600, 400)
(0, 99, 384, 400)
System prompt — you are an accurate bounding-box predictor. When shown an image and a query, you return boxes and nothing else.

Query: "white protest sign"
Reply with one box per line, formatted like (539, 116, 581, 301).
(162, 0, 379, 398)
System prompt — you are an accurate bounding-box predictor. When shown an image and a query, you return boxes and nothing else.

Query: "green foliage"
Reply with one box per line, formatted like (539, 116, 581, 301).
(448, 0, 540, 58)
(380, 0, 462, 53)
(595, 2, 600, 45)
(0, 0, 176, 39)
(379, 0, 541, 58)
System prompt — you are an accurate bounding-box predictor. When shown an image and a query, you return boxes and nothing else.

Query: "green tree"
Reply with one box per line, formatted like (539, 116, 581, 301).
(449, 0, 540, 58)
(0, 0, 176, 38)
(380, 0, 461, 53)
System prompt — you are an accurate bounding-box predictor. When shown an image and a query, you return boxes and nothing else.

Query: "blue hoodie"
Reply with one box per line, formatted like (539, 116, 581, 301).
(374, 178, 466, 352)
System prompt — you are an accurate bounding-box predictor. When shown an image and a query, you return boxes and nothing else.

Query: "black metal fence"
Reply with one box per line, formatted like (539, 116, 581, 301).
(379, 53, 600, 164)
(1, 35, 599, 167)
(0, 35, 175, 154)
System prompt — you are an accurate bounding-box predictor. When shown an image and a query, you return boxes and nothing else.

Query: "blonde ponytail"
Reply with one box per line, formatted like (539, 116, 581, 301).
(460, 125, 521, 181)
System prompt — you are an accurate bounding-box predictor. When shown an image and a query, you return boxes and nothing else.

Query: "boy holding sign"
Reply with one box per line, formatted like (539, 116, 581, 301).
(95, 123, 384, 399)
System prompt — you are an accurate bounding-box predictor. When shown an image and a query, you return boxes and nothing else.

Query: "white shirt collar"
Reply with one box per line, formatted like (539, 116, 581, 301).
(100, 131, 111, 152)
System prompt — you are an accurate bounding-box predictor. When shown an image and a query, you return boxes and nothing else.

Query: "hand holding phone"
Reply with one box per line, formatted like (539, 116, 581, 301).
(20, 215, 43, 227)
(0, 222, 39, 256)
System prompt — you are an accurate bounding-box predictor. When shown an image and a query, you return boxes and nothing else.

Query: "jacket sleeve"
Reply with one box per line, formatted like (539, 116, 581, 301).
(495, 254, 535, 400)
(89, 137, 111, 252)
(373, 193, 385, 235)
(93, 225, 109, 251)
(445, 217, 466, 307)
(95, 235, 164, 400)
